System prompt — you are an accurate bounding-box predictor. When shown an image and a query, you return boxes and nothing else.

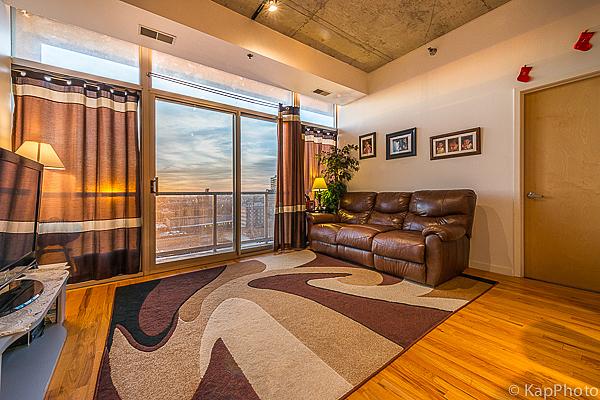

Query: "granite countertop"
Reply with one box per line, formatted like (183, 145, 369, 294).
(0, 264, 69, 338)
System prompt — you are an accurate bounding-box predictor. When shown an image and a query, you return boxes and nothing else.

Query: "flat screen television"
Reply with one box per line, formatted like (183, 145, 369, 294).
(0, 147, 43, 290)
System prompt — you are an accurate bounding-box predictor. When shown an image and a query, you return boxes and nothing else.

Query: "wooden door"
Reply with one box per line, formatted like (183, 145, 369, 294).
(524, 74, 600, 292)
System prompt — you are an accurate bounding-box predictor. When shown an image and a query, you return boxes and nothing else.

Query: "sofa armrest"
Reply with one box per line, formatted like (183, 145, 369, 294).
(307, 212, 339, 224)
(422, 224, 466, 242)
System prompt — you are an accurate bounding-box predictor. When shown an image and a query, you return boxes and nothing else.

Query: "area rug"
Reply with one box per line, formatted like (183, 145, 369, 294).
(95, 250, 494, 400)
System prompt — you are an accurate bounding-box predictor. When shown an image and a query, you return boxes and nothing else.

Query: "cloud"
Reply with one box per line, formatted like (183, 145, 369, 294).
(156, 102, 277, 192)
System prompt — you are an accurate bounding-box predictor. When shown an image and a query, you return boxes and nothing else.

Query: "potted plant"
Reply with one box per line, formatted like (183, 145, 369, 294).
(316, 144, 360, 212)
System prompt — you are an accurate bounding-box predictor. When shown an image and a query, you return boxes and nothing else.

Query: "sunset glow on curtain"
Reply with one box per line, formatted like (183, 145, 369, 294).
(12, 68, 141, 283)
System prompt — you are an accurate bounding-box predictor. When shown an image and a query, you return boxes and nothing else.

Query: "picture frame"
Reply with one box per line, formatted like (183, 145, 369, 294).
(358, 132, 376, 159)
(430, 127, 481, 160)
(386, 128, 417, 160)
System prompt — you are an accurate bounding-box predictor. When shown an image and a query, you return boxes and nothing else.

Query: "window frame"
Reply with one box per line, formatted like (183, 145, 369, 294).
(11, 9, 141, 85)
(298, 94, 337, 129)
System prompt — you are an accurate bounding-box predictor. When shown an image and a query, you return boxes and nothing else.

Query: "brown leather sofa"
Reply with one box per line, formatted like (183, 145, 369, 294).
(307, 190, 477, 287)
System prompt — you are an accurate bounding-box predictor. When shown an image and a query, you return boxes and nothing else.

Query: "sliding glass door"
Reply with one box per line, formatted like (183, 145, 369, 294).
(150, 98, 278, 270)
(240, 115, 277, 250)
(154, 99, 235, 264)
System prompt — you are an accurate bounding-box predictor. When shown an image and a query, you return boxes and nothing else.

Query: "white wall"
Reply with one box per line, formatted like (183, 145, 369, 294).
(338, 0, 600, 276)
(0, 3, 11, 149)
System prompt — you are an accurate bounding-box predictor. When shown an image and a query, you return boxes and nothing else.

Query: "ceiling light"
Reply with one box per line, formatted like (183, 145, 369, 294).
(267, 1, 278, 12)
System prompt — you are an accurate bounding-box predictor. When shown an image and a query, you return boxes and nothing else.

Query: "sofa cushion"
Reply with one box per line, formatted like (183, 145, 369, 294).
(338, 192, 377, 224)
(310, 223, 346, 245)
(403, 214, 471, 233)
(336, 224, 395, 251)
(367, 211, 404, 227)
(372, 230, 425, 263)
(374, 192, 412, 213)
(366, 192, 411, 227)
(403, 189, 477, 236)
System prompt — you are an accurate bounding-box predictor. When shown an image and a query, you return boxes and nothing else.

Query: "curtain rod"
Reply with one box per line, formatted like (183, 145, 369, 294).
(11, 64, 140, 94)
(148, 72, 280, 109)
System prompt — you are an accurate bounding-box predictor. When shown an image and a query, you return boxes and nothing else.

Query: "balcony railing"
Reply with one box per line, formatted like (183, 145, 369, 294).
(155, 191, 275, 263)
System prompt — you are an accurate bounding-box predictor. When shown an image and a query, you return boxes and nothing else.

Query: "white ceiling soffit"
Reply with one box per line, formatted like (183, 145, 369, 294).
(4, 0, 367, 105)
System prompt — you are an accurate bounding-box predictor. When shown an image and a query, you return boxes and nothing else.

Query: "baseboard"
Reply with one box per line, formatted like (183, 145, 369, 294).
(469, 260, 515, 277)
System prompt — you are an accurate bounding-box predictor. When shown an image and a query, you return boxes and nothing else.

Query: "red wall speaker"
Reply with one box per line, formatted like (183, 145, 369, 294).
(574, 30, 595, 51)
(517, 65, 533, 82)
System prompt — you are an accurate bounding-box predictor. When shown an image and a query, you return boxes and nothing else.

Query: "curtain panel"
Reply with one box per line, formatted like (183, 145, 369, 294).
(303, 125, 337, 199)
(274, 105, 306, 250)
(12, 69, 141, 283)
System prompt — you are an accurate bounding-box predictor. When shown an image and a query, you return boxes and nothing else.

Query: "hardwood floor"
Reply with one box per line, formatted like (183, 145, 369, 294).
(44, 263, 600, 400)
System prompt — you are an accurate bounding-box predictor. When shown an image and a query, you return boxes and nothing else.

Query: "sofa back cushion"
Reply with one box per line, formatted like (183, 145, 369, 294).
(402, 190, 477, 236)
(367, 192, 412, 228)
(338, 192, 377, 224)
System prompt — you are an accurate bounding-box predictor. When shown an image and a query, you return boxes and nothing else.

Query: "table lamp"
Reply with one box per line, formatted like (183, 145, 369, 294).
(15, 141, 65, 170)
(14, 141, 65, 270)
(311, 177, 328, 212)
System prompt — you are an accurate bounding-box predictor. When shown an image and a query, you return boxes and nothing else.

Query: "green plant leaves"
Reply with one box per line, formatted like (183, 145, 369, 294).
(316, 144, 359, 212)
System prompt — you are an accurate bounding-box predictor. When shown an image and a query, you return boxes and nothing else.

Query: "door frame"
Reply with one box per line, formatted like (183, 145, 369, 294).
(238, 113, 279, 255)
(513, 67, 600, 277)
(146, 94, 239, 273)
(141, 84, 278, 274)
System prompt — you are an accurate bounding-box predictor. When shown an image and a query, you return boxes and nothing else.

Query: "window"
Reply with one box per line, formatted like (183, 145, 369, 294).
(151, 51, 292, 115)
(13, 11, 140, 83)
(155, 99, 235, 262)
(240, 116, 277, 249)
(299, 94, 336, 128)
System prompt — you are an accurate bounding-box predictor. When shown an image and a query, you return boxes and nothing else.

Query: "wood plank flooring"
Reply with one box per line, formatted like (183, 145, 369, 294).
(44, 263, 600, 400)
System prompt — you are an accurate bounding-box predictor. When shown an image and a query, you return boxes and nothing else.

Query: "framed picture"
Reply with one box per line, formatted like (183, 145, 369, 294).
(386, 128, 416, 160)
(430, 127, 481, 160)
(359, 132, 376, 159)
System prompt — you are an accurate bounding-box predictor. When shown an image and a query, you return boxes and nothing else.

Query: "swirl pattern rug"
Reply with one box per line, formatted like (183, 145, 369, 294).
(95, 250, 494, 400)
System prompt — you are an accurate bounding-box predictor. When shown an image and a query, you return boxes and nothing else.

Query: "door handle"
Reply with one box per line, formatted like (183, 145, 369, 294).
(150, 177, 159, 194)
(527, 191, 544, 200)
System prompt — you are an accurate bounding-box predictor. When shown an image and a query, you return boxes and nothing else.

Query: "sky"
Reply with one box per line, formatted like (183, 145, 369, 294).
(156, 100, 277, 193)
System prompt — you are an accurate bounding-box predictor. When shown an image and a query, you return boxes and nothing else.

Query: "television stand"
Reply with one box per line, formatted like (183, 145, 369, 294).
(0, 263, 69, 399)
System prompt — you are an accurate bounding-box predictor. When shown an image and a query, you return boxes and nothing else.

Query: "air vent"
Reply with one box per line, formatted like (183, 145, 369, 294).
(313, 88, 331, 97)
(139, 25, 176, 45)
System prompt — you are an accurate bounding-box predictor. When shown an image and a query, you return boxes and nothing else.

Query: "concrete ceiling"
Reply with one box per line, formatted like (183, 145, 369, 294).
(212, 0, 511, 72)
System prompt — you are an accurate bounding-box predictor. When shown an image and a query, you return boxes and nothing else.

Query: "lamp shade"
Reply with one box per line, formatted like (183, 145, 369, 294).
(15, 141, 65, 170)
(311, 177, 328, 191)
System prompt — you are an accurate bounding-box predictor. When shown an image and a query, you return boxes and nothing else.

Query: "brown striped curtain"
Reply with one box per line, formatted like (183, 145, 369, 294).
(274, 105, 306, 250)
(303, 125, 337, 199)
(12, 69, 141, 283)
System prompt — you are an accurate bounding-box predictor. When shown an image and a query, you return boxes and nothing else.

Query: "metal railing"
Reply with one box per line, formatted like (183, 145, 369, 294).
(155, 191, 275, 261)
